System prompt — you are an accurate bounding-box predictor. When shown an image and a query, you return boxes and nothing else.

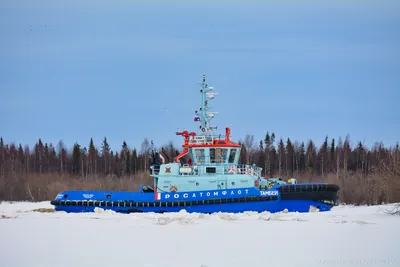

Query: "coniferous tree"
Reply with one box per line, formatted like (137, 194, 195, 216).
(132, 148, 138, 173)
(270, 133, 276, 175)
(9, 143, 16, 174)
(306, 140, 316, 174)
(109, 150, 114, 176)
(319, 136, 329, 176)
(18, 144, 24, 174)
(49, 144, 56, 173)
(24, 145, 30, 173)
(72, 143, 81, 175)
(61, 147, 67, 174)
(330, 138, 335, 161)
(101, 137, 110, 174)
(257, 140, 265, 175)
(286, 138, 294, 177)
(343, 135, 351, 175)
(81, 147, 87, 177)
(299, 142, 305, 173)
(121, 141, 128, 176)
(57, 140, 65, 174)
(293, 141, 301, 175)
(1, 124, 400, 204)
(264, 132, 271, 177)
(356, 141, 366, 173)
(34, 138, 44, 174)
(336, 137, 343, 178)
(44, 143, 49, 173)
(113, 151, 120, 177)
(88, 138, 96, 175)
(330, 138, 335, 173)
(126, 150, 131, 175)
(278, 138, 285, 177)
(264, 133, 276, 176)
(0, 137, 4, 177)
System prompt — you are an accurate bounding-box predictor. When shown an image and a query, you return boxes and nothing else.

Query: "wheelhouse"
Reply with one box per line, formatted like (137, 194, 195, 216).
(188, 139, 241, 165)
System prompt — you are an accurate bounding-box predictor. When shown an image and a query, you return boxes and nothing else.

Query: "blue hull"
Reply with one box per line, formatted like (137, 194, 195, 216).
(53, 200, 333, 213)
(51, 185, 338, 214)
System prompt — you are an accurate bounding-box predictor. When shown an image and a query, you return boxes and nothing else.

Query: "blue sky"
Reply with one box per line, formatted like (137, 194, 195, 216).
(1, 0, 399, 153)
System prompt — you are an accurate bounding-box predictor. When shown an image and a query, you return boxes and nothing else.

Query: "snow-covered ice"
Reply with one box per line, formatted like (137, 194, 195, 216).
(1, 201, 399, 267)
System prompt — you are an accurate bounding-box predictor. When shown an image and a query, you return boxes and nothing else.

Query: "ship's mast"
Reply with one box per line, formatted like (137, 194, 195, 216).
(196, 74, 217, 136)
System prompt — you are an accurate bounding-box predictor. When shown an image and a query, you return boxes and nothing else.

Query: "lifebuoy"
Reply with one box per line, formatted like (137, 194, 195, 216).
(170, 185, 178, 192)
(228, 166, 236, 174)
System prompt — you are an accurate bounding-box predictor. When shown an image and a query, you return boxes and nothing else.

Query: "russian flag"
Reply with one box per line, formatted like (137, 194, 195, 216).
(194, 116, 200, 122)
(155, 193, 162, 200)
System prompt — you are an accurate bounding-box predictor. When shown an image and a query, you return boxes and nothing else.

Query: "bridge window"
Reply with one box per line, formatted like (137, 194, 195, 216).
(229, 149, 237, 163)
(210, 148, 228, 163)
(195, 149, 205, 164)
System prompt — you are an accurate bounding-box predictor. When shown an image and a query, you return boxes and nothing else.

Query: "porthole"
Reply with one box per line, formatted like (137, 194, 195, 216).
(196, 182, 199, 186)
(231, 182, 235, 186)
(63, 194, 68, 198)
(106, 194, 111, 199)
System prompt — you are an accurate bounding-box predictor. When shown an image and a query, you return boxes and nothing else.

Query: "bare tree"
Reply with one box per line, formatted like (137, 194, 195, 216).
(336, 137, 343, 179)
(140, 138, 151, 171)
(343, 135, 351, 176)
(243, 134, 255, 164)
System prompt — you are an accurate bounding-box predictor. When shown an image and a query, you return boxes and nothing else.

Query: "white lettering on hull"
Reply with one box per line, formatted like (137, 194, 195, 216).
(260, 190, 278, 196)
(157, 189, 253, 200)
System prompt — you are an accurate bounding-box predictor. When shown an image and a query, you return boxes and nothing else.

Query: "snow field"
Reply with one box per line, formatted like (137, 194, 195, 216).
(0, 201, 399, 267)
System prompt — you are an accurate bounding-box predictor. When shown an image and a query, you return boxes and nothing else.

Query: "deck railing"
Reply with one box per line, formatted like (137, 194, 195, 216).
(189, 135, 215, 145)
(187, 134, 229, 145)
(151, 163, 261, 177)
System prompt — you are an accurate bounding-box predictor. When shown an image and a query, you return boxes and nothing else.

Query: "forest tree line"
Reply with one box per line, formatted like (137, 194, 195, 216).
(0, 133, 399, 205)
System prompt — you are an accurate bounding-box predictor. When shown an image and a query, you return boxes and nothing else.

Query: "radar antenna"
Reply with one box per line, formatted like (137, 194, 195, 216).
(194, 74, 218, 136)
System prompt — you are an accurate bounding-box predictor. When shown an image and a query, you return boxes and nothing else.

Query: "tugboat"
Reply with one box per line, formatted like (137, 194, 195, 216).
(51, 74, 340, 214)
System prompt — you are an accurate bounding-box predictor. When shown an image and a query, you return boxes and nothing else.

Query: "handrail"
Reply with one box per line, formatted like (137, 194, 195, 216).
(150, 163, 261, 177)
(188, 134, 231, 145)
(189, 135, 214, 145)
(191, 163, 261, 177)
